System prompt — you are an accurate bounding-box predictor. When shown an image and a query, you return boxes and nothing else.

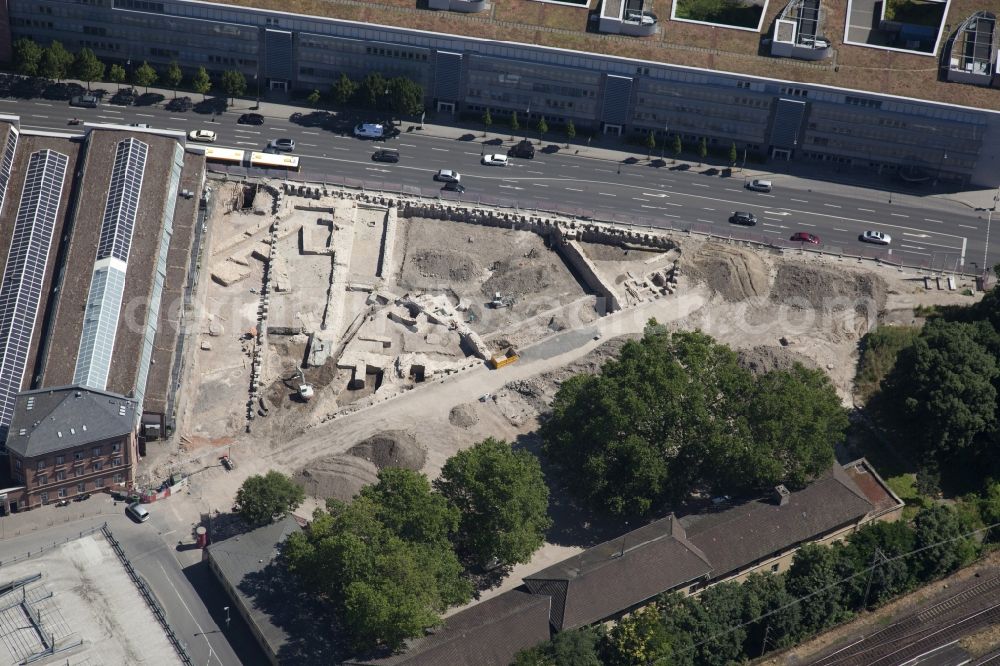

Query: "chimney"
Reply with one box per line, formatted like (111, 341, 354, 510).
(775, 485, 791, 506)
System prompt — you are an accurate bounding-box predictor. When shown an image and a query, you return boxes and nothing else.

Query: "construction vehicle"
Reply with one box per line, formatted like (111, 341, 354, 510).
(489, 347, 520, 370)
(489, 291, 510, 309)
(296, 368, 314, 401)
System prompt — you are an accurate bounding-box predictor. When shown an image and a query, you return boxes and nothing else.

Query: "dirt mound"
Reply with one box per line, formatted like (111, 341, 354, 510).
(772, 264, 887, 314)
(449, 403, 479, 428)
(686, 245, 770, 302)
(482, 261, 557, 301)
(348, 430, 426, 470)
(411, 250, 479, 282)
(737, 345, 820, 376)
(295, 455, 378, 502)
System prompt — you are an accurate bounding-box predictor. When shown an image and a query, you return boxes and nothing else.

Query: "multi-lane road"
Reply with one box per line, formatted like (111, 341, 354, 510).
(9, 93, 998, 271)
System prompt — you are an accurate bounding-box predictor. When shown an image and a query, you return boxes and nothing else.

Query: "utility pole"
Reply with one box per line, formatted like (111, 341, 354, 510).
(760, 624, 772, 657)
(224, 606, 231, 631)
(862, 547, 889, 610)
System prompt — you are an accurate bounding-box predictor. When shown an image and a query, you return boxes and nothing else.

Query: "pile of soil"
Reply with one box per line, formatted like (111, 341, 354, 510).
(295, 455, 379, 502)
(772, 264, 888, 313)
(737, 345, 820, 376)
(347, 430, 426, 470)
(481, 261, 555, 301)
(449, 403, 479, 428)
(411, 250, 479, 282)
(686, 245, 771, 302)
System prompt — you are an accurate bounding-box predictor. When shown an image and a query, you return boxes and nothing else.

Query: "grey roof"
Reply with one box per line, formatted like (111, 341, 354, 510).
(344, 590, 552, 666)
(5, 385, 135, 457)
(681, 464, 875, 577)
(206, 515, 301, 659)
(524, 515, 713, 631)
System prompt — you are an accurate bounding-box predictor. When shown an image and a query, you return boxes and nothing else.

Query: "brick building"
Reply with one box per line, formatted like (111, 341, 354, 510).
(3, 385, 138, 512)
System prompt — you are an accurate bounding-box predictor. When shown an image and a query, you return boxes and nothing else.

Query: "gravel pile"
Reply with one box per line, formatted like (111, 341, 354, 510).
(347, 430, 426, 470)
(449, 403, 479, 428)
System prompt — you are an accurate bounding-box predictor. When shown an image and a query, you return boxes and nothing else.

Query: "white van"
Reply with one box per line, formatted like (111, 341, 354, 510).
(746, 179, 772, 193)
(354, 123, 385, 139)
(126, 502, 150, 522)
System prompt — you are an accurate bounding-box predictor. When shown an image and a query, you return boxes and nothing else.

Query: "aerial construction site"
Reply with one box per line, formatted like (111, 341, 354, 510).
(159, 176, 979, 569)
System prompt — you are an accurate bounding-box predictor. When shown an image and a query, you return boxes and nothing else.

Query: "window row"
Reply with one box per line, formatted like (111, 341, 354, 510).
(38, 475, 124, 503)
(25, 443, 123, 471)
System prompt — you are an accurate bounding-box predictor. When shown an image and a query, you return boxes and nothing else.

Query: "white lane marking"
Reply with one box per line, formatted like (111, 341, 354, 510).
(498, 184, 524, 190)
(663, 214, 680, 218)
(902, 232, 930, 238)
(958, 224, 977, 229)
(31, 115, 48, 119)
(526, 170, 543, 175)
(301, 143, 316, 147)
(764, 211, 790, 216)
(595, 169, 614, 173)
(431, 148, 448, 152)
(798, 222, 817, 227)
(901, 244, 926, 250)
(703, 208, 715, 211)
(725, 188, 741, 192)
(633, 197, 650, 202)
(764, 217, 784, 221)
(900, 248, 931, 256)
(302, 131, 319, 135)
(890, 213, 909, 218)
(170, 116, 189, 121)
(233, 129, 260, 135)
(236, 142, 256, 146)
(330, 146, 349, 151)
(824, 204, 842, 208)
(33, 102, 53, 107)
(399, 143, 416, 147)
(755, 193, 775, 197)
(598, 192, 616, 197)
(566, 187, 584, 192)
(642, 193, 669, 198)
(697, 219, 715, 224)
(533, 183, 549, 187)
(762, 223, 788, 229)
(834, 228, 848, 232)
(690, 183, 709, 188)
(464, 152, 481, 156)
(791, 198, 809, 203)
(925, 218, 944, 223)
(136, 113, 154, 117)
(858, 208, 875, 212)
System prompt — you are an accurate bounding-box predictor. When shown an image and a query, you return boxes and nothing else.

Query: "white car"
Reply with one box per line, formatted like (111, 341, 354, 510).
(860, 230, 892, 245)
(481, 154, 509, 167)
(434, 169, 461, 183)
(187, 129, 217, 143)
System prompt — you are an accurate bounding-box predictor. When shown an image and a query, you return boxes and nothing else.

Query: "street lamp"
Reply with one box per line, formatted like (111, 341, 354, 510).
(524, 104, 530, 144)
(223, 606, 231, 631)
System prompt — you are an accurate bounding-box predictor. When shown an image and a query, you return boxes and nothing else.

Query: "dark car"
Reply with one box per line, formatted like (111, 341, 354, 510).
(442, 182, 466, 194)
(372, 148, 399, 163)
(729, 211, 757, 226)
(508, 139, 535, 159)
(790, 232, 821, 244)
(69, 94, 99, 108)
(166, 96, 193, 112)
(110, 89, 136, 106)
(238, 113, 265, 126)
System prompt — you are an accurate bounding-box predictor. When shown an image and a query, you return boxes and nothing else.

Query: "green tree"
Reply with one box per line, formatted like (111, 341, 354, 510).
(164, 61, 183, 98)
(39, 41, 73, 82)
(514, 628, 602, 666)
(886, 319, 999, 456)
(191, 66, 212, 99)
(672, 133, 683, 161)
(692, 583, 749, 666)
(741, 364, 846, 489)
(537, 116, 548, 143)
(284, 496, 471, 651)
(360, 72, 388, 109)
(109, 63, 126, 90)
(359, 468, 459, 547)
(220, 69, 246, 105)
(855, 325, 920, 403)
(786, 543, 848, 635)
(913, 504, 977, 580)
(482, 107, 493, 135)
(235, 470, 305, 525)
(72, 48, 104, 90)
(306, 88, 321, 107)
(13, 37, 42, 77)
(511, 110, 520, 133)
(331, 72, 359, 106)
(728, 141, 738, 166)
(698, 136, 708, 164)
(565, 119, 576, 147)
(840, 520, 917, 609)
(133, 61, 157, 93)
(387, 76, 423, 116)
(646, 130, 657, 159)
(436, 438, 551, 568)
(740, 573, 801, 656)
(603, 606, 673, 666)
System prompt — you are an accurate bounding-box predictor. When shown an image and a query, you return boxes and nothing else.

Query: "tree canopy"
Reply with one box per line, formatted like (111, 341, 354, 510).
(164, 61, 183, 95)
(133, 61, 157, 92)
(39, 42, 73, 82)
(191, 67, 212, 98)
(436, 438, 551, 568)
(235, 470, 305, 526)
(331, 72, 359, 106)
(387, 76, 423, 116)
(13, 38, 42, 77)
(220, 69, 247, 103)
(72, 48, 104, 89)
(541, 326, 843, 515)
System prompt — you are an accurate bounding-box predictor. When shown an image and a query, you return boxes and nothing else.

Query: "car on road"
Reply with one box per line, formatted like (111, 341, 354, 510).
(790, 232, 821, 244)
(166, 96, 193, 112)
(268, 138, 296, 152)
(372, 148, 399, 163)
(238, 113, 264, 125)
(126, 502, 150, 523)
(508, 140, 535, 159)
(481, 154, 509, 167)
(354, 123, 385, 139)
(442, 182, 466, 193)
(746, 179, 772, 193)
(435, 169, 461, 183)
(860, 230, 892, 245)
(188, 129, 217, 143)
(729, 211, 757, 226)
(129, 122, 151, 129)
(69, 94, 99, 108)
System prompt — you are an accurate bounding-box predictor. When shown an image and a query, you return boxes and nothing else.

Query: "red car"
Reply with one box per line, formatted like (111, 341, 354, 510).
(790, 232, 821, 245)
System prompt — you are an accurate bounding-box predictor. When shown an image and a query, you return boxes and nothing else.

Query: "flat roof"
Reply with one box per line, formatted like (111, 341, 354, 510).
(211, 0, 1000, 111)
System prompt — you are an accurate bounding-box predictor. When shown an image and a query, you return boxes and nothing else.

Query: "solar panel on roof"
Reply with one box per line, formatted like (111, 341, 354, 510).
(0, 149, 69, 441)
(96, 138, 148, 263)
(0, 128, 20, 219)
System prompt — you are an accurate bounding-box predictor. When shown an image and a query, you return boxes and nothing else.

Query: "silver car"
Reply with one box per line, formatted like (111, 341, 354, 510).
(434, 169, 461, 183)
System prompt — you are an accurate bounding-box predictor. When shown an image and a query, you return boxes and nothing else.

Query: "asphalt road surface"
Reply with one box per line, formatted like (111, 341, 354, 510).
(10, 95, 997, 272)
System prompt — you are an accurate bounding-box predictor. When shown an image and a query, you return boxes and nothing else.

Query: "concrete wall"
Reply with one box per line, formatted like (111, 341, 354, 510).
(556, 239, 623, 313)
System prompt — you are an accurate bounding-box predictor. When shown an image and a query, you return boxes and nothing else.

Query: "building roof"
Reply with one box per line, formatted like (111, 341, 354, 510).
(5, 385, 135, 458)
(207, 515, 302, 660)
(524, 515, 713, 631)
(345, 589, 552, 666)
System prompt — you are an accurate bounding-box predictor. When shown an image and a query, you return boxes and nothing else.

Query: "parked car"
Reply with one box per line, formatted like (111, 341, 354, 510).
(110, 89, 136, 106)
(129, 122, 151, 129)
(166, 96, 193, 112)
(508, 140, 535, 159)
(790, 232, 821, 244)
(187, 129, 217, 143)
(481, 154, 509, 167)
(126, 502, 150, 523)
(745, 179, 772, 193)
(354, 123, 385, 139)
(69, 94, 99, 108)
(238, 113, 265, 125)
(267, 138, 295, 152)
(442, 182, 466, 193)
(220, 455, 235, 471)
(729, 211, 757, 226)
(372, 148, 399, 163)
(434, 169, 461, 183)
(860, 230, 892, 245)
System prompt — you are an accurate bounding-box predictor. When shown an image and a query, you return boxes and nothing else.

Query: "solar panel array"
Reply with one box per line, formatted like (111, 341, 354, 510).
(0, 149, 69, 439)
(0, 127, 20, 218)
(97, 138, 148, 263)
